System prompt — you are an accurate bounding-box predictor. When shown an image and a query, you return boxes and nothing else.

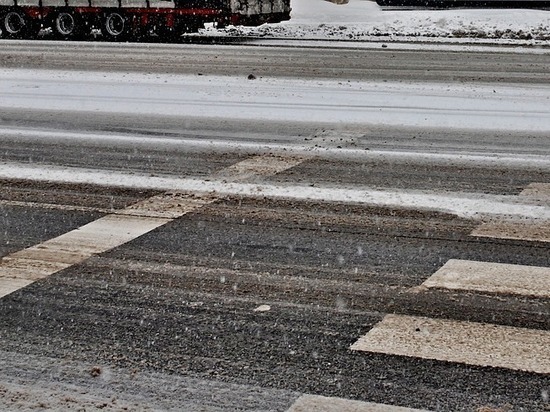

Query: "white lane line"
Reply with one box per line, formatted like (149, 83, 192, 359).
(0, 199, 113, 214)
(210, 156, 304, 182)
(351, 314, 550, 375)
(1, 162, 550, 220)
(3, 126, 550, 169)
(418, 259, 550, 298)
(0, 156, 303, 298)
(287, 395, 429, 412)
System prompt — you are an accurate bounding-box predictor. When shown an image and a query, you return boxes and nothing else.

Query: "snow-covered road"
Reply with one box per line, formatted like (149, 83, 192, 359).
(2, 68, 550, 132)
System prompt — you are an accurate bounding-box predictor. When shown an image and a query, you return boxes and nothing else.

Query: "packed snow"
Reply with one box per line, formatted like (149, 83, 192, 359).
(3, 161, 550, 219)
(3, 68, 550, 131)
(208, 0, 550, 44)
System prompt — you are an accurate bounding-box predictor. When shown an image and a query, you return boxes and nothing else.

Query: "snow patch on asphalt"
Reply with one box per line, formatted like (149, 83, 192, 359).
(2, 162, 550, 220)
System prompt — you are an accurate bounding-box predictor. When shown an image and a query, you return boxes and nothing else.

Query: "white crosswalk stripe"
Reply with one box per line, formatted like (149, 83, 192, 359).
(471, 182, 550, 242)
(471, 220, 550, 243)
(0, 201, 197, 298)
(521, 183, 550, 200)
(287, 394, 430, 412)
(351, 314, 550, 374)
(418, 259, 550, 298)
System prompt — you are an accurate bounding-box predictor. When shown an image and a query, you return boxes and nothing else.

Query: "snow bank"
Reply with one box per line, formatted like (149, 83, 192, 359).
(209, 0, 550, 43)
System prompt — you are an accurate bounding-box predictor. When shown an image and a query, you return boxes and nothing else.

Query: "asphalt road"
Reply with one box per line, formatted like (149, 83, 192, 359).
(0, 40, 549, 411)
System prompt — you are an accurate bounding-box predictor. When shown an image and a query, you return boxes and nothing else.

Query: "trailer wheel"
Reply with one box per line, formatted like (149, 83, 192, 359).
(54, 11, 85, 40)
(3, 10, 40, 39)
(103, 12, 130, 41)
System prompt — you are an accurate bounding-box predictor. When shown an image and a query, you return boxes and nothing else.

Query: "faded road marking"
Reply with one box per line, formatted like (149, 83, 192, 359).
(119, 193, 214, 219)
(0, 156, 303, 298)
(521, 182, 550, 200)
(211, 155, 304, 182)
(0, 215, 171, 297)
(471, 220, 550, 243)
(0, 200, 112, 214)
(287, 394, 429, 412)
(419, 259, 550, 298)
(471, 182, 550, 242)
(351, 314, 550, 374)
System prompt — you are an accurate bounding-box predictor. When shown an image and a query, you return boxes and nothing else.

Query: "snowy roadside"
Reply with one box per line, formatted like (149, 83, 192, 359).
(204, 0, 550, 44)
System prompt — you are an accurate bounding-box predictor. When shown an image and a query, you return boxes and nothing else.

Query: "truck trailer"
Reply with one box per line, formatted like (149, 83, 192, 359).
(0, 0, 290, 40)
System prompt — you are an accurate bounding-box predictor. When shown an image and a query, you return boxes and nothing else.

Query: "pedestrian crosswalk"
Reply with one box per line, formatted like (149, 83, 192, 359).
(284, 182, 550, 410)
(1, 162, 548, 410)
(351, 183, 550, 379)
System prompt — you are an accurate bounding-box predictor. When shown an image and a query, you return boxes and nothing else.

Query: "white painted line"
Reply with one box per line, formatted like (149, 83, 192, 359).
(287, 394, 429, 412)
(3, 126, 550, 169)
(0, 215, 171, 295)
(211, 155, 304, 182)
(420, 259, 550, 298)
(351, 314, 550, 374)
(0, 197, 211, 297)
(0, 200, 110, 214)
(471, 182, 550, 242)
(0, 195, 213, 298)
(1, 162, 550, 220)
(0, 156, 304, 298)
(0, 195, 215, 217)
(120, 193, 215, 219)
(471, 219, 550, 243)
(521, 183, 550, 200)
(0, 258, 72, 280)
(0, 278, 34, 298)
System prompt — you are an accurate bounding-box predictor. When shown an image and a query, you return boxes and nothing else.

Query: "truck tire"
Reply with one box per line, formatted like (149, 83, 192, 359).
(102, 11, 130, 41)
(2, 10, 40, 39)
(54, 11, 85, 40)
